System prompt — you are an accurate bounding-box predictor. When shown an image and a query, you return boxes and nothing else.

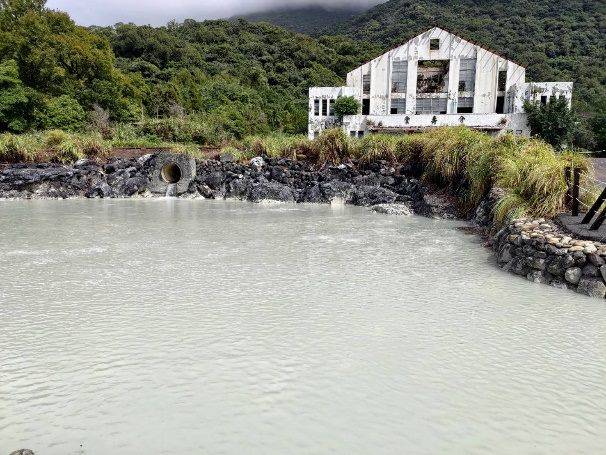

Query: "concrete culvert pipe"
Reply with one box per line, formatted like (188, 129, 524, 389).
(161, 163, 182, 184)
(150, 152, 196, 196)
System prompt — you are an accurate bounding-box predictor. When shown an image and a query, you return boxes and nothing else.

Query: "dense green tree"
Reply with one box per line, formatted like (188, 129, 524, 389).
(333, 96, 361, 119)
(0, 59, 38, 131)
(0, 0, 140, 131)
(524, 97, 577, 148)
(38, 95, 86, 131)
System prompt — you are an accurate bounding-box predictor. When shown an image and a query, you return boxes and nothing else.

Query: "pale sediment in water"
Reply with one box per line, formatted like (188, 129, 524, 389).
(1, 200, 605, 453)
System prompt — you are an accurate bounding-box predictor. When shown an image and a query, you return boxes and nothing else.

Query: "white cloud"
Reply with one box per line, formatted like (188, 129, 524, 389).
(46, 0, 383, 26)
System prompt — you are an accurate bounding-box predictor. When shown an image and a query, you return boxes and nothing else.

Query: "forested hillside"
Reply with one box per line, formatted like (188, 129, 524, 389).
(0, 0, 603, 149)
(95, 19, 377, 135)
(235, 6, 366, 36)
(0, 0, 377, 137)
(337, 0, 605, 115)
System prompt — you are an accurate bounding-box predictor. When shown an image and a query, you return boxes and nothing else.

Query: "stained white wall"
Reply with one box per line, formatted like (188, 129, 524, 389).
(311, 27, 572, 138)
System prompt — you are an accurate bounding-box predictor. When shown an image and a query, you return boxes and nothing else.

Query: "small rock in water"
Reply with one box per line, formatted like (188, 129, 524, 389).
(371, 204, 412, 216)
(577, 278, 606, 298)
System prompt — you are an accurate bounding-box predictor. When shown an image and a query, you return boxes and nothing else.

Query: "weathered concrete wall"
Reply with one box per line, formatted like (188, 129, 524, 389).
(342, 113, 530, 136)
(310, 27, 572, 138)
(308, 86, 358, 139)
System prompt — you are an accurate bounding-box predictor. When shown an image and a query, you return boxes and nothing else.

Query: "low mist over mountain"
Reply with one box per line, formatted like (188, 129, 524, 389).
(235, 5, 369, 35)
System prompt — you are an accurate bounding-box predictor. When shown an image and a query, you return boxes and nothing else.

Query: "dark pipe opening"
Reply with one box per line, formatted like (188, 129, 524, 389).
(161, 163, 182, 184)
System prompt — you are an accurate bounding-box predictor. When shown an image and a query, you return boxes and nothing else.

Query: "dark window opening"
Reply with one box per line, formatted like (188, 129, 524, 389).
(362, 99, 370, 115)
(430, 39, 440, 51)
(540, 95, 548, 105)
(459, 58, 476, 93)
(457, 97, 473, 114)
(417, 60, 449, 94)
(416, 97, 447, 115)
(357, 131, 364, 138)
(363, 74, 371, 94)
(350, 131, 356, 137)
(321, 99, 328, 116)
(313, 99, 319, 116)
(498, 70, 507, 92)
(496, 96, 505, 114)
(391, 61, 408, 93)
(329, 99, 335, 116)
(390, 99, 406, 115)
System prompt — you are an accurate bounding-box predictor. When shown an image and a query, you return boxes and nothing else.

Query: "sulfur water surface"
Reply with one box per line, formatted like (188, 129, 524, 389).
(1, 200, 605, 454)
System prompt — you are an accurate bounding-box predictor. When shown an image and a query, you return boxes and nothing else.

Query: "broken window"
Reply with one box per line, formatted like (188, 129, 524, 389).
(498, 70, 507, 92)
(390, 99, 406, 114)
(391, 61, 408, 93)
(363, 74, 371, 94)
(362, 98, 370, 115)
(430, 39, 440, 51)
(496, 96, 505, 114)
(417, 60, 449, 94)
(457, 97, 474, 113)
(416, 97, 447, 114)
(458, 58, 476, 92)
(322, 99, 328, 116)
(314, 99, 320, 116)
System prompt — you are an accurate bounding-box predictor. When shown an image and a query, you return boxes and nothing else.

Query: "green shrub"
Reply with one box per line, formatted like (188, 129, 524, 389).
(333, 96, 360, 119)
(524, 97, 577, 149)
(42, 130, 83, 163)
(39, 96, 86, 132)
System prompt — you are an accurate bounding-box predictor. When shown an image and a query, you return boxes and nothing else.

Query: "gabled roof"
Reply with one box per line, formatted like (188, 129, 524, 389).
(367, 26, 524, 69)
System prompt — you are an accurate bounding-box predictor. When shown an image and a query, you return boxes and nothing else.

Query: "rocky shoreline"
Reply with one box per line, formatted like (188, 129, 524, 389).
(0, 152, 437, 216)
(493, 218, 606, 299)
(2, 152, 604, 300)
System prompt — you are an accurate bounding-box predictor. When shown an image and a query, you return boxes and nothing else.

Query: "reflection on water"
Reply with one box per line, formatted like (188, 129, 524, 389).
(1, 200, 605, 454)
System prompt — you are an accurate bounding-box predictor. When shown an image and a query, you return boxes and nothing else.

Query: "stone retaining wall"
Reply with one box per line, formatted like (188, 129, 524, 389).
(493, 218, 606, 299)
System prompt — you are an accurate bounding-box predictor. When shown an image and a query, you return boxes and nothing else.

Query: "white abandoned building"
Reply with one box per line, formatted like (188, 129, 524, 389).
(308, 27, 573, 139)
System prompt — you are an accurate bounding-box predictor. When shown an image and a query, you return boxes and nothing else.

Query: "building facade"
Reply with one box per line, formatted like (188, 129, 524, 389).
(308, 27, 573, 139)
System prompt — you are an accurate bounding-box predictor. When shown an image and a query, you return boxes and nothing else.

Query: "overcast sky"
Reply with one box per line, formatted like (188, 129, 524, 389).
(46, 0, 384, 26)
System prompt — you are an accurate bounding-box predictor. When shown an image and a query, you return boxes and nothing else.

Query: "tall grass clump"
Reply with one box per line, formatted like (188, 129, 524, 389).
(354, 134, 399, 163)
(493, 139, 591, 223)
(0, 133, 41, 162)
(241, 134, 313, 160)
(311, 129, 351, 165)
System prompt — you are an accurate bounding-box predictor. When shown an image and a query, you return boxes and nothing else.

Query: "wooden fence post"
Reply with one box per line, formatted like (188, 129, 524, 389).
(572, 168, 580, 217)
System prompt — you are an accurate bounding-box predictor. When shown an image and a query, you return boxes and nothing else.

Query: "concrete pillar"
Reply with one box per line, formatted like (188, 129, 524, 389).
(447, 58, 460, 114)
(406, 59, 418, 115)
